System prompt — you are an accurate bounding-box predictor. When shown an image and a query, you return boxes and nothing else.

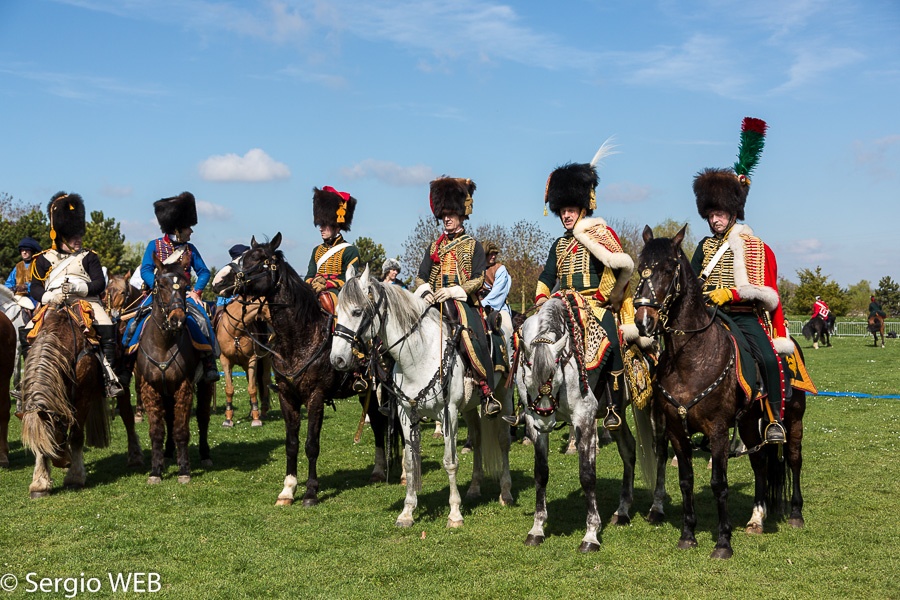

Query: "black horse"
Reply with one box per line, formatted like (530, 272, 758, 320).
(802, 315, 832, 349)
(633, 226, 806, 559)
(216, 233, 397, 506)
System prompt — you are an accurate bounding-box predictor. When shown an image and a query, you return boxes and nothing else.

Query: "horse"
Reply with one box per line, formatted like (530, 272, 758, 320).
(133, 254, 213, 484)
(216, 233, 395, 505)
(0, 311, 15, 467)
(633, 226, 806, 559)
(1, 286, 31, 405)
(20, 301, 111, 497)
(330, 264, 513, 528)
(868, 314, 885, 348)
(214, 296, 273, 427)
(802, 316, 831, 349)
(511, 297, 652, 552)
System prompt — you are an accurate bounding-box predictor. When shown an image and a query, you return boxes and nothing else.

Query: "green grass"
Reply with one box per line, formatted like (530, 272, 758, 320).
(0, 336, 898, 599)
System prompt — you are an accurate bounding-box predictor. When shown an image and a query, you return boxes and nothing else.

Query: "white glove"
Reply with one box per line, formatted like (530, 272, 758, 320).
(433, 285, 467, 303)
(415, 282, 434, 304)
(42, 290, 64, 305)
(63, 278, 89, 296)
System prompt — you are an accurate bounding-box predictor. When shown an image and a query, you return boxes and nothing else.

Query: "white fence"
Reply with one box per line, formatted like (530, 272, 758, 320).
(786, 320, 899, 338)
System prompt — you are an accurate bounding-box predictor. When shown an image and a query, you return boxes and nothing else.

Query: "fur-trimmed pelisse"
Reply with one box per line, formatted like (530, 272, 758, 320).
(693, 168, 746, 221)
(154, 192, 198, 234)
(544, 163, 598, 217)
(429, 177, 475, 220)
(313, 187, 356, 231)
(47, 192, 86, 241)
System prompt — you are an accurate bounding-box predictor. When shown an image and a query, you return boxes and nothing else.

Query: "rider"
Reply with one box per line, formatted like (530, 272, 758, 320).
(381, 258, 407, 289)
(305, 186, 360, 311)
(690, 117, 793, 445)
(869, 296, 886, 319)
(27, 192, 124, 398)
(5, 237, 41, 317)
(414, 177, 502, 416)
(215, 243, 250, 310)
(480, 241, 511, 317)
(132, 191, 220, 383)
(534, 160, 636, 431)
(811, 296, 830, 322)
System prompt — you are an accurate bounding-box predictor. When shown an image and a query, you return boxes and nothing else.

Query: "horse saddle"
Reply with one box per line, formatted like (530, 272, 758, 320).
(318, 291, 337, 316)
(27, 300, 99, 346)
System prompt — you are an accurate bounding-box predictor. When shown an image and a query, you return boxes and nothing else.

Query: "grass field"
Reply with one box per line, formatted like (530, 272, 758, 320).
(0, 336, 898, 599)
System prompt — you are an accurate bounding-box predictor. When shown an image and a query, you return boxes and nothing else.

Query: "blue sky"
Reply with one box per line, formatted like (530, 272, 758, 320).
(1, 0, 897, 287)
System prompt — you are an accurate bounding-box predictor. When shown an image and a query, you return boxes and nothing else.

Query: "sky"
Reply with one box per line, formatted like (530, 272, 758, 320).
(1, 0, 898, 288)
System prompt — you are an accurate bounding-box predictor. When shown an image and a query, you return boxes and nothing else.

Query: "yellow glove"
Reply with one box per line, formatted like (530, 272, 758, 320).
(309, 276, 327, 294)
(707, 288, 733, 305)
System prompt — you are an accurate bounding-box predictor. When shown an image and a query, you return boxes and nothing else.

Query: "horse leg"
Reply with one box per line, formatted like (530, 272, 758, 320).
(444, 412, 464, 528)
(367, 399, 388, 484)
(63, 424, 87, 490)
(463, 408, 483, 501)
(115, 387, 144, 468)
(432, 419, 443, 439)
(670, 430, 698, 549)
(574, 417, 601, 552)
(565, 423, 577, 455)
(196, 381, 213, 469)
(495, 383, 514, 506)
(525, 431, 550, 546)
(647, 408, 669, 524)
(300, 393, 324, 506)
(707, 430, 734, 559)
(222, 355, 235, 427)
(739, 413, 768, 535)
(275, 393, 300, 506)
(247, 357, 262, 427)
(172, 383, 194, 484)
(28, 454, 53, 498)
(395, 414, 418, 528)
(163, 396, 175, 459)
(0, 386, 9, 467)
(143, 386, 166, 484)
(609, 420, 637, 526)
(785, 392, 806, 528)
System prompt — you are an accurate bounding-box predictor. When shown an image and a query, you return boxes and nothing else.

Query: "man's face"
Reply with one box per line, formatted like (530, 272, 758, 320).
(442, 212, 463, 233)
(487, 252, 498, 266)
(61, 236, 83, 253)
(20, 248, 33, 262)
(707, 210, 733, 235)
(174, 226, 193, 243)
(559, 207, 581, 231)
(319, 224, 336, 240)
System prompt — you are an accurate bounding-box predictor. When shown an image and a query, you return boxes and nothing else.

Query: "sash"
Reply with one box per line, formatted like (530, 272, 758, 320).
(700, 241, 730, 281)
(316, 242, 350, 271)
(44, 252, 85, 290)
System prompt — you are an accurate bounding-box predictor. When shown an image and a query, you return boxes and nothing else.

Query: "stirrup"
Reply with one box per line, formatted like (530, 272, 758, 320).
(483, 394, 501, 417)
(377, 402, 391, 417)
(352, 376, 369, 393)
(602, 407, 622, 431)
(764, 421, 786, 444)
(105, 380, 125, 398)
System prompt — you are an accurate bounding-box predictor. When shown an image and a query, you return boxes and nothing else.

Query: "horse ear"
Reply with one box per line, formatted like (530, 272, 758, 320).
(673, 225, 687, 248)
(271, 232, 282, 251)
(251, 235, 258, 248)
(124, 269, 131, 279)
(346, 263, 357, 280)
(642, 225, 654, 243)
(359, 263, 370, 286)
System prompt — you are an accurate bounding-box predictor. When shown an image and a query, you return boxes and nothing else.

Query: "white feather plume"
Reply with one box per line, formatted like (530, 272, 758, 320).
(590, 136, 619, 167)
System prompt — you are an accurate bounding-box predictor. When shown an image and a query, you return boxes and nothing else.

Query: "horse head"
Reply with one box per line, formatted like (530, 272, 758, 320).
(104, 270, 139, 320)
(331, 263, 379, 371)
(633, 225, 689, 337)
(514, 299, 571, 433)
(151, 253, 190, 332)
(225, 233, 283, 299)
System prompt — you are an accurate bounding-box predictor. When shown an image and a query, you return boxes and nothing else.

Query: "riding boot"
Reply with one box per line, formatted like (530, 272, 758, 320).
(480, 381, 501, 417)
(95, 324, 125, 398)
(13, 326, 31, 417)
(602, 369, 625, 431)
(202, 352, 221, 383)
(764, 397, 786, 444)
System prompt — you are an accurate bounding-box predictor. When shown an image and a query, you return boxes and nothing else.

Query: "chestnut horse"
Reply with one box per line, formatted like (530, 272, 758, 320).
(214, 297, 272, 427)
(21, 301, 111, 497)
(134, 254, 213, 484)
(868, 314, 885, 348)
(0, 311, 15, 467)
(633, 227, 806, 559)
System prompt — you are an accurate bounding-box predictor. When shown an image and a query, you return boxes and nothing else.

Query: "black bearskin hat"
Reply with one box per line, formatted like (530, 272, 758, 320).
(544, 163, 598, 217)
(154, 192, 198, 234)
(693, 168, 746, 221)
(47, 192, 86, 247)
(429, 177, 475, 220)
(313, 186, 356, 232)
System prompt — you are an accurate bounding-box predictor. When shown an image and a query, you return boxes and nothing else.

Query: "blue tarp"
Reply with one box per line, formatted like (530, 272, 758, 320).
(813, 391, 900, 400)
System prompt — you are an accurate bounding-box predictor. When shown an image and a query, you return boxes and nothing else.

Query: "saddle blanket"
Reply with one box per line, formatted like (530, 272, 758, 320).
(28, 300, 99, 345)
(123, 295, 214, 354)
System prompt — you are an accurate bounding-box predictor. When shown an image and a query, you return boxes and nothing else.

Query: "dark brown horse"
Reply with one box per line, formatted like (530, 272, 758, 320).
(633, 226, 806, 559)
(216, 233, 387, 506)
(0, 311, 15, 467)
(21, 302, 111, 497)
(868, 314, 885, 348)
(134, 254, 213, 484)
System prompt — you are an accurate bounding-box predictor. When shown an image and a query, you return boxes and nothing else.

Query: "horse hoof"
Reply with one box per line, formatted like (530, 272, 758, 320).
(447, 519, 464, 529)
(251, 419, 263, 427)
(30, 490, 51, 499)
(222, 420, 234, 428)
(395, 518, 414, 528)
(200, 459, 213, 469)
(499, 492, 514, 507)
(521, 437, 532, 446)
(0, 456, 9, 468)
(460, 446, 472, 454)
(564, 445, 577, 456)
(432, 432, 443, 440)
(578, 541, 601, 553)
(302, 497, 318, 507)
(369, 473, 387, 484)
(465, 489, 481, 500)
(524, 534, 544, 546)
(789, 517, 805, 529)
(677, 539, 698, 550)
(745, 523, 764, 535)
(710, 547, 733, 560)
(275, 497, 294, 506)
(177, 475, 191, 484)
(147, 476, 162, 485)
(646, 510, 665, 525)
(609, 513, 631, 526)
(400, 477, 407, 486)
(670, 456, 679, 467)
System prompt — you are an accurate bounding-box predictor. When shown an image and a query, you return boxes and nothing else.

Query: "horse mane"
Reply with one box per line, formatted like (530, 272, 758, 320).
(533, 298, 567, 386)
(21, 332, 76, 459)
(0, 285, 16, 306)
(641, 236, 704, 309)
(271, 250, 322, 324)
(344, 276, 432, 333)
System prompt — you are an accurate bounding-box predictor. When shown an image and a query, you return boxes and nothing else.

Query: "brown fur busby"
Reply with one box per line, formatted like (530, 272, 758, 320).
(482, 241, 501, 257)
(693, 168, 746, 221)
(47, 192, 86, 248)
(429, 177, 475, 220)
(313, 186, 356, 231)
(544, 163, 598, 217)
(154, 192, 198, 234)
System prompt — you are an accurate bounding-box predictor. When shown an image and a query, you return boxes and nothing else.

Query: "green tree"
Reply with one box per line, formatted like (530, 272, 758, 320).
(200, 267, 219, 303)
(354, 236, 387, 275)
(400, 216, 442, 287)
(875, 276, 900, 316)
(845, 280, 873, 317)
(778, 277, 798, 314)
(84, 210, 130, 274)
(503, 220, 554, 311)
(121, 241, 145, 275)
(0, 193, 50, 276)
(791, 267, 848, 316)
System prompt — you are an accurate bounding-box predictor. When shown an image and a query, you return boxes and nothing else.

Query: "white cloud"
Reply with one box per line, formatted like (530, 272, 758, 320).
(196, 199, 232, 220)
(340, 159, 435, 186)
(198, 148, 291, 182)
(781, 238, 830, 263)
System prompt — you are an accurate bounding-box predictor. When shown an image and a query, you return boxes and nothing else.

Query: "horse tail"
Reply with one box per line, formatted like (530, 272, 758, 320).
(801, 321, 813, 341)
(630, 400, 658, 490)
(21, 332, 75, 460)
(765, 444, 788, 517)
(479, 399, 506, 480)
(84, 381, 111, 449)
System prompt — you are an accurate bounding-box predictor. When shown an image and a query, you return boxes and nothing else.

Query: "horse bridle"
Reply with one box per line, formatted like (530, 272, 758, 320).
(633, 256, 718, 336)
(332, 285, 386, 356)
(151, 272, 188, 334)
(231, 252, 280, 296)
(521, 336, 573, 417)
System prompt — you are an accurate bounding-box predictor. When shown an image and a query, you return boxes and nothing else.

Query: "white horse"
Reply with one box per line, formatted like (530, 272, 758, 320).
(0, 286, 31, 399)
(331, 265, 513, 528)
(512, 297, 655, 552)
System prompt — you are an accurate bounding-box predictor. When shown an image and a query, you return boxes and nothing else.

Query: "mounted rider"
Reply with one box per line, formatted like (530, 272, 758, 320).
(124, 191, 220, 383)
(26, 192, 123, 398)
(480, 241, 511, 317)
(5, 237, 41, 318)
(305, 186, 360, 314)
(414, 177, 503, 416)
(381, 257, 407, 289)
(215, 243, 250, 310)
(690, 117, 793, 445)
(535, 149, 648, 431)
(868, 296, 886, 319)
(811, 296, 830, 322)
